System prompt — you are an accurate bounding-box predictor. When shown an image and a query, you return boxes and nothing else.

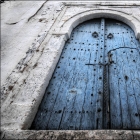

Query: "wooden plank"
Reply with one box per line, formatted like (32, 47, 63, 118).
(87, 19, 102, 129)
(125, 49, 140, 129)
(105, 20, 123, 129)
(129, 29, 140, 122)
(47, 29, 84, 129)
(106, 20, 122, 129)
(93, 18, 104, 129)
(118, 49, 132, 129)
(108, 50, 122, 129)
(79, 19, 103, 130)
(118, 50, 132, 129)
(69, 22, 95, 130)
(109, 48, 140, 129)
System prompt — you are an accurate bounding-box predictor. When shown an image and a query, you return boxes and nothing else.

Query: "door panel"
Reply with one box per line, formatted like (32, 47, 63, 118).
(109, 48, 140, 129)
(105, 19, 140, 129)
(31, 19, 104, 130)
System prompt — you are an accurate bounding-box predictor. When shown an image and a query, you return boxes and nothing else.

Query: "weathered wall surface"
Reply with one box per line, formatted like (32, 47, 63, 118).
(1, 1, 140, 139)
(1, 1, 64, 85)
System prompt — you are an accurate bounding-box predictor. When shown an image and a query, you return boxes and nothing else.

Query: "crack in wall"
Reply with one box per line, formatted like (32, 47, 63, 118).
(131, 130, 135, 140)
(28, 1, 47, 22)
(5, 22, 18, 25)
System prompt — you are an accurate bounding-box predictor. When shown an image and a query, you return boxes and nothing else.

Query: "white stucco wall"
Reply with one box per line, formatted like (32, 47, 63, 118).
(1, 1, 140, 139)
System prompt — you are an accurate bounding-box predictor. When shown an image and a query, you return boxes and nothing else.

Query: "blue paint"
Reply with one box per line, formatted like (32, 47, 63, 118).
(31, 18, 140, 130)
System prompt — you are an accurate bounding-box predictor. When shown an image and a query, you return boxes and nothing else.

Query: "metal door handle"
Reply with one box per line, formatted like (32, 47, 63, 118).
(92, 32, 98, 38)
(107, 33, 113, 39)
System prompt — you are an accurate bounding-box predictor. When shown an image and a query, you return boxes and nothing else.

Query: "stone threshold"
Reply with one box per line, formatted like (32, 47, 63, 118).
(1, 130, 140, 139)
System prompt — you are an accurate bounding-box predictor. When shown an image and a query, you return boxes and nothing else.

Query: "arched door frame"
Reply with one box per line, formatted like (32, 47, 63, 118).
(52, 9, 140, 41)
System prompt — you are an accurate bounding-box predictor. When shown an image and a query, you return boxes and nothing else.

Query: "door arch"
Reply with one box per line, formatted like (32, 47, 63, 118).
(31, 18, 140, 130)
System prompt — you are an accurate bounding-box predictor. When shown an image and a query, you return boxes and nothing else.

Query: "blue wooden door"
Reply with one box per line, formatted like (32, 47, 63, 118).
(31, 18, 140, 130)
(109, 48, 140, 129)
(105, 19, 140, 129)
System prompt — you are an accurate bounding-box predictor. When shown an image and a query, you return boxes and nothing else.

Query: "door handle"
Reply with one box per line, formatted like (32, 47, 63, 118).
(107, 33, 113, 39)
(92, 32, 98, 38)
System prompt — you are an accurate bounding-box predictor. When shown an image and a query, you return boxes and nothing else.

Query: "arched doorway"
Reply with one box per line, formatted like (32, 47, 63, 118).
(31, 18, 140, 130)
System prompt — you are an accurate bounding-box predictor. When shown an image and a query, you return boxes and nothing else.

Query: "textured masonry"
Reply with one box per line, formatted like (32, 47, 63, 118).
(1, 1, 140, 139)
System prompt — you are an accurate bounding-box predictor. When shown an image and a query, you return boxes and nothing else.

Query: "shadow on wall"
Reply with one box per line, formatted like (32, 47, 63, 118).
(0, 0, 15, 4)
